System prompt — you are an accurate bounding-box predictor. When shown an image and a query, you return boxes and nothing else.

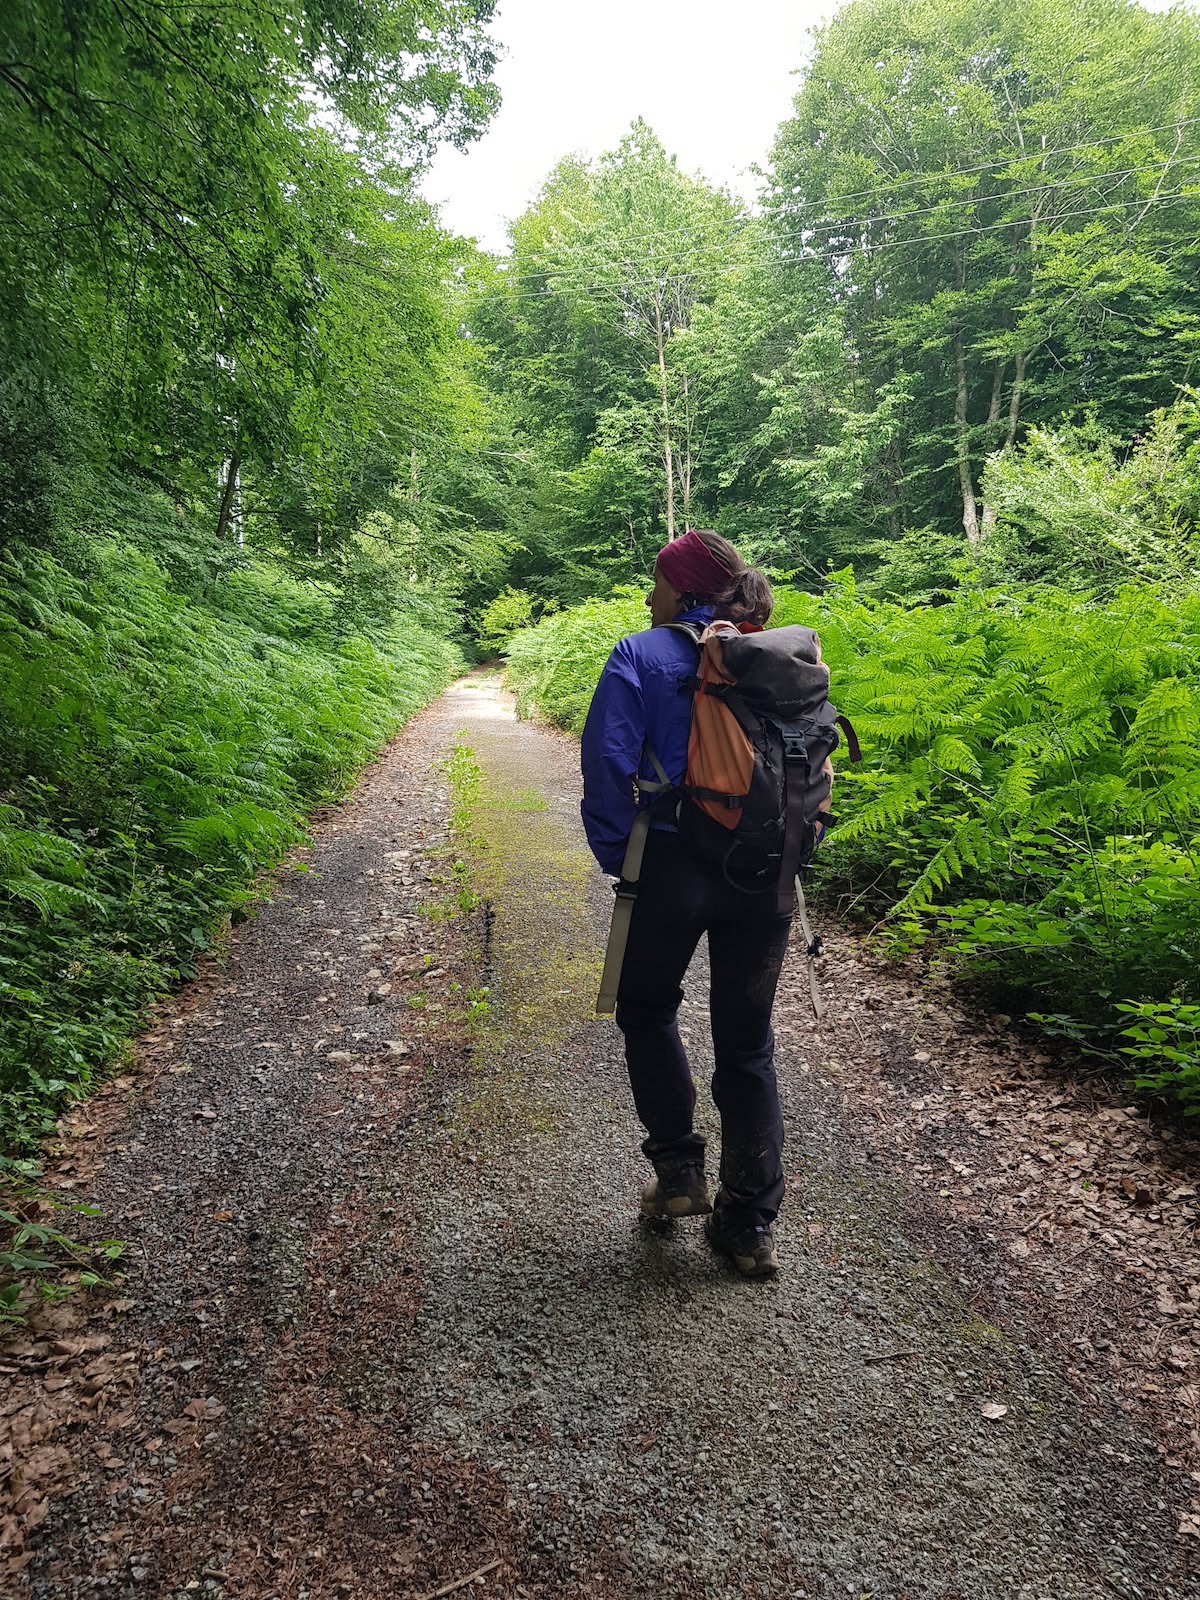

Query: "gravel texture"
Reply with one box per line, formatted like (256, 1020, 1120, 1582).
(7, 672, 1198, 1599)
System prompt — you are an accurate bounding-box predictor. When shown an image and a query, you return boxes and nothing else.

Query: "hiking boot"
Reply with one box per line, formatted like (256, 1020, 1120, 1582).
(705, 1212, 779, 1278)
(639, 1164, 712, 1219)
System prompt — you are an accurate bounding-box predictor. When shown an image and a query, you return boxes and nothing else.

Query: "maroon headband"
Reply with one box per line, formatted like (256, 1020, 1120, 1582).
(655, 529, 735, 599)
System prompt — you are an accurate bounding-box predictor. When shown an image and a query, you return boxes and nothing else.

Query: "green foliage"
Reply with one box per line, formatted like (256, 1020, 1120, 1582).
(861, 526, 980, 604)
(477, 587, 537, 656)
(767, 0, 1200, 548)
(0, 0, 509, 1155)
(1117, 1000, 1200, 1111)
(505, 588, 648, 732)
(979, 401, 1200, 592)
(1, 0, 498, 509)
(511, 571, 1200, 1108)
(776, 577, 1200, 1096)
(458, 0, 1200, 608)
(0, 510, 461, 1153)
(465, 122, 745, 600)
(0, 1157, 125, 1323)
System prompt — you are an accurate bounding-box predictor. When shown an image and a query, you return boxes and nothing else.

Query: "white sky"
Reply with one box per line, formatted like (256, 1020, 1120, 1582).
(422, 0, 1186, 253)
(421, 0, 833, 251)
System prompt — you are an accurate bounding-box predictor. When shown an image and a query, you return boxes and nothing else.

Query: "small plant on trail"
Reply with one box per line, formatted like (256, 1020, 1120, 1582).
(466, 984, 492, 1025)
(1117, 1000, 1200, 1111)
(0, 1158, 125, 1323)
(448, 980, 492, 1032)
(431, 737, 486, 916)
(443, 735, 484, 838)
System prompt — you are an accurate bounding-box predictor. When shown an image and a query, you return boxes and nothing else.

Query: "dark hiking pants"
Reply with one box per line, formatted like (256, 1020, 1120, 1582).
(614, 829, 792, 1231)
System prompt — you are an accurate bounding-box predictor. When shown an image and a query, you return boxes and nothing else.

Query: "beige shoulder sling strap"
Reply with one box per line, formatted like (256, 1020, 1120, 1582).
(595, 747, 672, 1016)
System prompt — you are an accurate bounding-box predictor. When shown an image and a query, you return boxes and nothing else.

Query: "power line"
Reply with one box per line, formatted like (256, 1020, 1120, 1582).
(466, 153, 1200, 303)
(780, 153, 1200, 240)
(478, 116, 1200, 263)
(458, 183, 1200, 309)
(770, 114, 1200, 211)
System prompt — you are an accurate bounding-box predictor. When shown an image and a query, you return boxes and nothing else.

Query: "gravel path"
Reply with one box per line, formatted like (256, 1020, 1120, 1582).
(9, 673, 1199, 1600)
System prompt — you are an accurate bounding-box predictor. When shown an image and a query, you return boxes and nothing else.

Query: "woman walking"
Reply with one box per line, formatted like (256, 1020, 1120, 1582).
(580, 528, 802, 1279)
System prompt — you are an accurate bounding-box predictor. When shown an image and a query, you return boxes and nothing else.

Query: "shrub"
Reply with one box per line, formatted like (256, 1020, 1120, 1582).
(510, 570, 1200, 1107)
(477, 586, 536, 656)
(505, 586, 647, 731)
(979, 399, 1200, 594)
(0, 531, 462, 1151)
(1117, 1000, 1200, 1112)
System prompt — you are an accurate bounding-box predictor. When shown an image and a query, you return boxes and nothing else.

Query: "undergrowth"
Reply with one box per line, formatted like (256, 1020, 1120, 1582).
(1, 521, 463, 1153)
(0, 1155, 125, 1322)
(505, 574, 1200, 1110)
(505, 587, 647, 732)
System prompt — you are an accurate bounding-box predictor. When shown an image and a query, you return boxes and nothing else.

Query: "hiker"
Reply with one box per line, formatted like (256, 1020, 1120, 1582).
(580, 528, 837, 1279)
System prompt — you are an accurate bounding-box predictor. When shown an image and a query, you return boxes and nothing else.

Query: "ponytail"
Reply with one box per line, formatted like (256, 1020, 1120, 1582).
(683, 527, 774, 627)
(714, 567, 774, 628)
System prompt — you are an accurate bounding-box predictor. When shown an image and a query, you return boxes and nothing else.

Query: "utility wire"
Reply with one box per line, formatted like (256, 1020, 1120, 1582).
(460, 183, 1200, 309)
(768, 114, 1200, 209)
(483, 115, 1200, 261)
(469, 154, 1200, 302)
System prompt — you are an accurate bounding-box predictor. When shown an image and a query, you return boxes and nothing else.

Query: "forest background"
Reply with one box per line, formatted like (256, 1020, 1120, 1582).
(4, 0, 1200, 1170)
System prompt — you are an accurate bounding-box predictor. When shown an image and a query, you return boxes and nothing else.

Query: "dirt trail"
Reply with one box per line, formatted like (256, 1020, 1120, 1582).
(8, 673, 1200, 1600)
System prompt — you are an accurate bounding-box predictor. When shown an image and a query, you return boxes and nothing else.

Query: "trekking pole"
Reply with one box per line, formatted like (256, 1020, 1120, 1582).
(794, 875, 826, 1021)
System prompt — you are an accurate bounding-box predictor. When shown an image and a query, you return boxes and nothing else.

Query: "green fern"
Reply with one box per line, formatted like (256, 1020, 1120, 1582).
(0, 520, 463, 1153)
(507, 573, 1200, 1106)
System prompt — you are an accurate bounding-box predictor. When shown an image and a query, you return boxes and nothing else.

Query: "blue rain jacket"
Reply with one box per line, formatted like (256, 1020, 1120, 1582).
(579, 602, 713, 875)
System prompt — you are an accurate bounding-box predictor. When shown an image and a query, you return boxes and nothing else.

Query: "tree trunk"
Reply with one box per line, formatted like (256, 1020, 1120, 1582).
(980, 351, 1029, 537)
(215, 450, 240, 542)
(986, 358, 1007, 442)
(679, 370, 695, 525)
(654, 295, 675, 541)
(1004, 350, 1028, 451)
(976, 359, 1007, 538)
(954, 335, 980, 544)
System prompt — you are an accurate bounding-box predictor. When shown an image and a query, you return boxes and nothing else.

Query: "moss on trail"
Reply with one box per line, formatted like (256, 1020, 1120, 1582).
(431, 686, 602, 1151)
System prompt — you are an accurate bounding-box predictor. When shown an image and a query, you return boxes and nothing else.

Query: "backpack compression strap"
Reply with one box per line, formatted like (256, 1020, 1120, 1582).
(775, 720, 815, 916)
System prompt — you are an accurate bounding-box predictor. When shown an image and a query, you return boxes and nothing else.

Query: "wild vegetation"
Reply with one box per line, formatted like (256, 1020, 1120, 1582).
(0, 0, 505, 1154)
(7, 0, 1200, 1157)
(493, 0, 1200, 1109)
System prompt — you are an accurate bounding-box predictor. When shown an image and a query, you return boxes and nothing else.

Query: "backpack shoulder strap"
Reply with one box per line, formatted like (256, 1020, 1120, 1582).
(638, 742, 672, 794)
(662, 620, 703, 647)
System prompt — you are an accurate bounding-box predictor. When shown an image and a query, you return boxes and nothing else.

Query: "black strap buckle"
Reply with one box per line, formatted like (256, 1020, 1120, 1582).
(778, 718, 813, 764)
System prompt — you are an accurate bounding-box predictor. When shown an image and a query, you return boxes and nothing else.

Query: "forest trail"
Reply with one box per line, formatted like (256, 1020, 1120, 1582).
(10, 674, 1200, 1600)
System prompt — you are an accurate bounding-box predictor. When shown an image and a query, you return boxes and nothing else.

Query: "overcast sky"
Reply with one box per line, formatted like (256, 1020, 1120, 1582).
(422, 0, 1186, 252)
(421, 0, 833, 251)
